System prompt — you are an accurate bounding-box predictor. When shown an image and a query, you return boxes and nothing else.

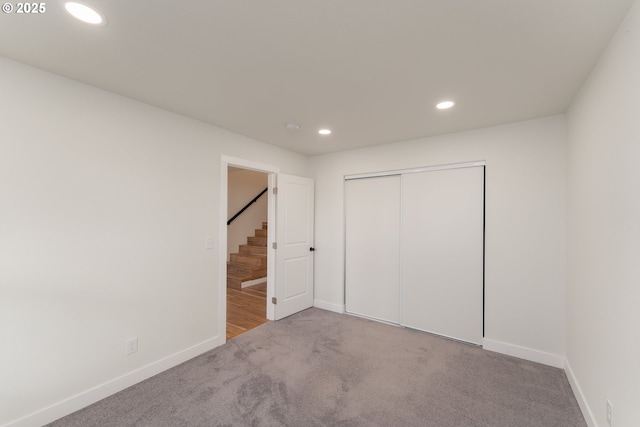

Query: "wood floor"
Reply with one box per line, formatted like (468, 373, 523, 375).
(226, 282, 268, 340)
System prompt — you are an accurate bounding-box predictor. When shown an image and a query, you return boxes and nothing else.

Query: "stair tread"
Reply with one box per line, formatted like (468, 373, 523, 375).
(247, 236, 267, 245)
(227, 266, 265, 274)
(239, 245, 267, 253)
(228, 256, 264, 261)
(229, 253, 267, 267)
(227, 261, 267, 269)
(230, 253, 267, 259)
(227, 270, 266, 280)
(227, 261, 265, 269)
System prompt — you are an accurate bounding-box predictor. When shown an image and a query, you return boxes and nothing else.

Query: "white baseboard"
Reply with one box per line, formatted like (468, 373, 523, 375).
(482, 338, 565, 368)
(313, 299, 345, 314)
(241, 278, 266, 288)
(565, 358, 597, 427)
(4, 335, 226, 427)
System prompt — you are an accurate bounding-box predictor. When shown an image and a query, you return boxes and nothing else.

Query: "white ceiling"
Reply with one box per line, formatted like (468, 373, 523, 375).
(0, 0, 633, 155)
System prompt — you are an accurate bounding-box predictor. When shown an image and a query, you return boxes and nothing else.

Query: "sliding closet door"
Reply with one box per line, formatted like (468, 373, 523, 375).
(345, 175, 401, 323)
(401, 167, 484, 345)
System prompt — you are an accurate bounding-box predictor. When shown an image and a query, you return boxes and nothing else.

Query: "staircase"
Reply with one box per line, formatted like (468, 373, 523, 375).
(227, 222, 268, 289)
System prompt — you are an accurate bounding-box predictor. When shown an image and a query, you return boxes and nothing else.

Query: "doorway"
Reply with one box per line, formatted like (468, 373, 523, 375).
(219, 156, 278, 342)
(226, 167, 269, 339)
(219, 156, 316, 342)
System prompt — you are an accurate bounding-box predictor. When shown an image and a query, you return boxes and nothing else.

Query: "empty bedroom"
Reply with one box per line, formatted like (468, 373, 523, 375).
(1, 1, 639, 426)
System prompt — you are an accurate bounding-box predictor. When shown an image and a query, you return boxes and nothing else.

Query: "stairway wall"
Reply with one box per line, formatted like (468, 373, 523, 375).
(227, 168, 268, 261)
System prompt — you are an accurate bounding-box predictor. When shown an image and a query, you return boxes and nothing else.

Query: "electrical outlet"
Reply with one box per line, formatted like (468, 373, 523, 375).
(606, 399, 613, 426)
(126, 337, 138, 355)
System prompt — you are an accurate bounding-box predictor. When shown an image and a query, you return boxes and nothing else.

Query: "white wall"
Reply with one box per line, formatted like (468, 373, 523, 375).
(227, 169, 268, 259)
(311, 115, 566, 363)
(0, 56, 309, 427)
(566, 1, 640, 426)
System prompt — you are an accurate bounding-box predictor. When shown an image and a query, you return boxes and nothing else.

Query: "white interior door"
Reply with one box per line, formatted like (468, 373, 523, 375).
(274, 174, 314, 320)
(345, 176, 401, 323)
(401, 166, 484, 344)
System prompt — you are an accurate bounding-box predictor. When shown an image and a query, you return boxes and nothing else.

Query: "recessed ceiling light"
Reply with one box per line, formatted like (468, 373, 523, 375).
(64, 2, 106, 26)
(436, 101, 455, 110)
(318, 129, 332, 135)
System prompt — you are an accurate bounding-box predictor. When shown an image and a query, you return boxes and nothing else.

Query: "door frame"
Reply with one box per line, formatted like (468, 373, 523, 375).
(219, 155, 279, 342)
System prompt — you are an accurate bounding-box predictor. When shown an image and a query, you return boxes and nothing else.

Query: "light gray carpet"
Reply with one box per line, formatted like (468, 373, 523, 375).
(48, 308, 586, 427)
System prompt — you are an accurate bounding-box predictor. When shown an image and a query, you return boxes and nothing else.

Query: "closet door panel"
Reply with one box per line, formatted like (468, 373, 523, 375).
(345, 176, 401, 324)
(401, 167, 484, 344)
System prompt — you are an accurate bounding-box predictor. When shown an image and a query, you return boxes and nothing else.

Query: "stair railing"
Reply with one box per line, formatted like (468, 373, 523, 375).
(227, 187, 268, 226)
